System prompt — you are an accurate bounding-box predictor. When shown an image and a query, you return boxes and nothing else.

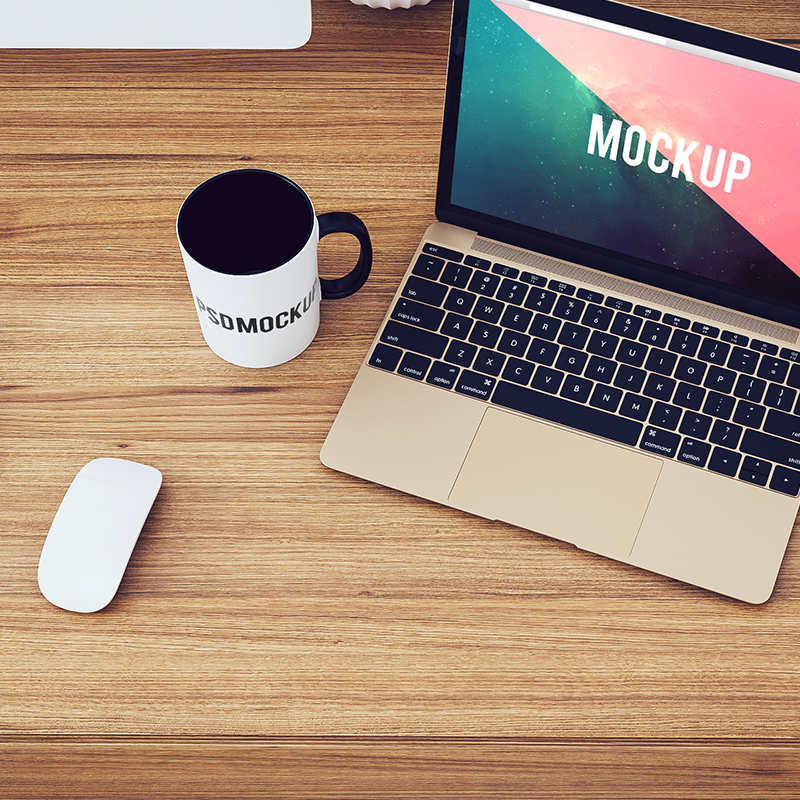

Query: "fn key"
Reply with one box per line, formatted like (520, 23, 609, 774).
(369, 343, 402, 372)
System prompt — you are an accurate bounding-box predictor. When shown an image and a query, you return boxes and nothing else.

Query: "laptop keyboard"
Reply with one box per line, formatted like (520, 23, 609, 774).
(368, 242, 800, 497)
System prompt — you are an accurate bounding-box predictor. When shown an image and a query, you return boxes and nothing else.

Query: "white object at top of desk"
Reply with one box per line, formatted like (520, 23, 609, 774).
(0, 0, 312, 49)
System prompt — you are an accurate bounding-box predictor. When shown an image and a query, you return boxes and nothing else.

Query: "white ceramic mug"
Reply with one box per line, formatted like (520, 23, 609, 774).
(177, 169, 372, 368)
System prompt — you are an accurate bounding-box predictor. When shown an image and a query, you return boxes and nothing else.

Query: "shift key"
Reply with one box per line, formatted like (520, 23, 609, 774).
(380, 320, 448, 359)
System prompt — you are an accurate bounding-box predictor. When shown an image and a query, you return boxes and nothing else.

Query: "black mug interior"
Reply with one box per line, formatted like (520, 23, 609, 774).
(178, 169, 315, 276)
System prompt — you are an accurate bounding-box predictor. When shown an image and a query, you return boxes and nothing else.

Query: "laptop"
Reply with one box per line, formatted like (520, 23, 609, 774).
(321, 0, 800, 604)
(0, 0, 311, 49)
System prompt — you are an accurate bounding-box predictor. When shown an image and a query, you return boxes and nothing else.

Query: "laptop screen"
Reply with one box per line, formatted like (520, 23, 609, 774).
(438, 0, 800, 326)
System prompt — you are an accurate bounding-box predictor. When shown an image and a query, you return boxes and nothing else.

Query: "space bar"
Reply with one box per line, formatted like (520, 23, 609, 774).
(491, 381, 643, 447)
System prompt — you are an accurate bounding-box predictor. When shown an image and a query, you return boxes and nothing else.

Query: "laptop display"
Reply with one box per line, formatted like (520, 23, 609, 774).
(440, 0, 800, 321)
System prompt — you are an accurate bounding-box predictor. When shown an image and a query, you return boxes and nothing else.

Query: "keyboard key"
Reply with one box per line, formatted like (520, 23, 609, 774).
(423, 243, 463, 262)
(464, 255, 490, 270)
(613, 365, 646, 394)
(520, 271, 548, 287)
(440, 261, 473, 288)
(402, 276, 448, 306)
(697, 339, 730, 364)
(426, 361, 460, 389)
(496, 279, 529, 305)
(709, 447, 741, 477)
(369, 343, 402, 372)
(727, 346, 759, 374)
(557, 322, 590, 349)
(616, 340, 648, 368)
(492, 263, 519, 278)
(582, 304, 614, 331)
(577, 288, 604, 304)
(412, 254, 444, 280)
(500, 305, 533, 332)
(560, 375, 592, 404)
(553, 295, 585, 321)
(468, 271, 501, 296)
(741, 428, 800, 471)
(679, 412, 712, 439)
(645, 348, 678, 376)
(780, 348, 800, 363)
(702, 391, 735, 420)
(531, 366, 564, 394)
(644, 374, 676, 402)
(620, 393, 652, 421)
(635, 305, 661, 321)
(692, 322, 719, 338)
(525, 289, 557, 313)
(605, 297, 633, 312)
(710, 420, 743, 449)
(765, 384, 796, 411)
(674, 357, 706, 385)
(492, 381, 643, 447)
(444, 288, 476, 315)
(703, 365, 735, 394)
(391, 298, 445, 331)
(672, 382, 706, 411)
(734, 375, 766, 403)
(740, 468, 769, 487)
(663, 314, 691, 329)
(750, 339, 778, 355)
(743, 456, 772, 475)
(472, 298, 505, 324)
(526, 338, 559, 366)
(589, 384, 623, 413)
(649, 402, 681, 430)
(763, 408, 800, 442)
(732, 401, 766, 429)
(721, 331, 749, 347)
(529, 313, 561, 340)
(469, 321, 502, 349)
(678, 438, 711, 468)
(381, 321, 447, 359)
(398, 352, 431, 380)
(668, 329, 700, 357)
(444, 339, 477, 367)
(639, 426, 680, 457)
(555, 347, 588, 375)
(585, 356, 616, 384)
(502, 358, 534, 385)
(757, 357, 789, 383)
(619, 392, 653, 422)
(640, 321, 670, 348)
(455, 370, 496, 400)
(497, 329, 531, 358)
(586, 331, 619, 358)
(610, 313, 642, 340)
(770, 466, 800, 496)
(549, 280, 576, 295)
(473, 348, 506, 377)
(441, 312, 473, 340)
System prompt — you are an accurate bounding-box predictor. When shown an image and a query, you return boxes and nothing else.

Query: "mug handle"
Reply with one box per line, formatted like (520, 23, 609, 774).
(317, 212, 373, 300)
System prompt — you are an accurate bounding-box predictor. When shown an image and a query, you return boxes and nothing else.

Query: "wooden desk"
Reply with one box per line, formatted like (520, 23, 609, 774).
(1, 0, 799, 796)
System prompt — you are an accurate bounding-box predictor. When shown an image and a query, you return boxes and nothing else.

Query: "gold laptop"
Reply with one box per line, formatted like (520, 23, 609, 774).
(322, 0, 800, 603)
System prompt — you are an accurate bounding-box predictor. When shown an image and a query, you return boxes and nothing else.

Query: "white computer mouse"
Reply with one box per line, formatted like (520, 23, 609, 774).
(38, 458, 163, 613)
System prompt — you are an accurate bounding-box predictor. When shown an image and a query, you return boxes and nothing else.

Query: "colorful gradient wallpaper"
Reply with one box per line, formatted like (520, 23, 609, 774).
(450, 0, 800, 306)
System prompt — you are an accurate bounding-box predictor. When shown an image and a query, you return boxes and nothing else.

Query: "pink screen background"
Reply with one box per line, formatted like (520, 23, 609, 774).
(496, 1, 800, 277)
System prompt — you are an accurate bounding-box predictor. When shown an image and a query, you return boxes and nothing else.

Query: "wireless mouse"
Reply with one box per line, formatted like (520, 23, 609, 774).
(38, 458, 163, 613)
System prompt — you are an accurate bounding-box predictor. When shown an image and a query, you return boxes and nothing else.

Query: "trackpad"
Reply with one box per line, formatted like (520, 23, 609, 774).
(448, 408, 662, 559)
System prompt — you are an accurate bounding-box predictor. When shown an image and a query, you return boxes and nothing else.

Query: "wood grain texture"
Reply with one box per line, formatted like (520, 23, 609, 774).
(1, 0, 799, 795)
